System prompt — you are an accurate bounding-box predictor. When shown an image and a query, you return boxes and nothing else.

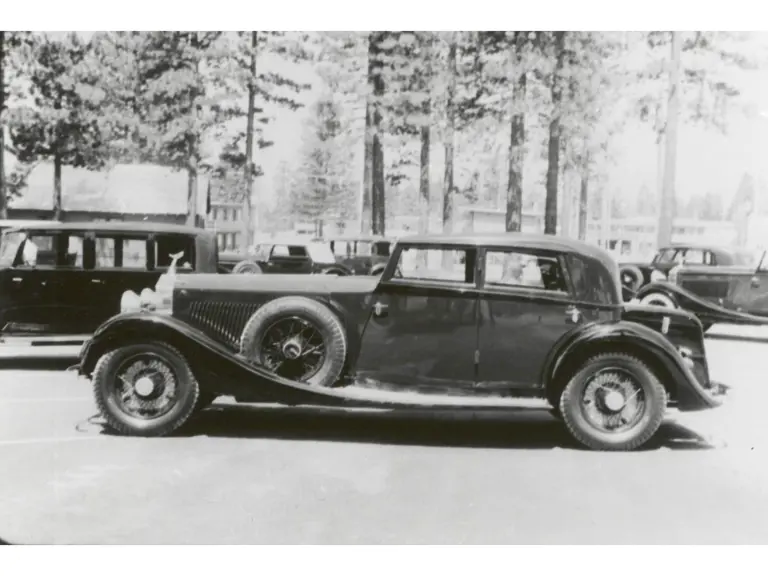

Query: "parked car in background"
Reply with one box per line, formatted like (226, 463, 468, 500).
(222, 240, 352, 276)
(0, 221, 217, 347)
(633, 248, 768, 329)
(79, 233, 726, 451)
(324, 235, 393, 276)
(619, 244, 757, 294)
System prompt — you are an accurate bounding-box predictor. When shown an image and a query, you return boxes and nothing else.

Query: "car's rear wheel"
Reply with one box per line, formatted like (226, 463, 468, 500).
(639, 291, 677, 309)
(239, 297, 347, 387)
(319, 268, 347, 276)
(559, 353, 667, 451)
(92, 342, 200, 437)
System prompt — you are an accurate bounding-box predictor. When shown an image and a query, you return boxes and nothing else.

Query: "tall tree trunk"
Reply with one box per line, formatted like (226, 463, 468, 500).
(443, 33, 457, 235)
(560, 153, 571, 238)
(419, 116, 431, 234)
(544, 31, 566, 236)
(242, 31, 258, 253)
(0, 31, 6, 219)
(53, 152, 62, 221)
(657, 31, 681, 248)
(363, 32, 386, 236)
(186, 33, 200, 228)
(506, 34, 526, 232)
(578, 151, 590, 241)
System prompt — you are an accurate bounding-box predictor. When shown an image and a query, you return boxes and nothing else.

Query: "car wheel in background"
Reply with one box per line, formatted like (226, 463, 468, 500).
(619, 265, 645, 291)
(231, 260, 263, 274)
(639, 291, 677, 309)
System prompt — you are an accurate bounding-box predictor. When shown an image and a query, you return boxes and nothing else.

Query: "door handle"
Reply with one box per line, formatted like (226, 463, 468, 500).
(11, 277, 22, 283)
(373, 301, 389, 318)
(91, 279, 104, 284)
(565, 305, 582, 324)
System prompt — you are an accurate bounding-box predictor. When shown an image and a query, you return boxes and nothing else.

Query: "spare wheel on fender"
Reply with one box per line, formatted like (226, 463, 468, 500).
(619, 265, 644, 291)
(639, 291, 677, 309)
(239, 297, 347, 387)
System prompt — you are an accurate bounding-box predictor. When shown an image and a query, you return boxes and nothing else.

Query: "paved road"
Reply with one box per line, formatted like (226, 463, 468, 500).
(1, 338, 768, 544)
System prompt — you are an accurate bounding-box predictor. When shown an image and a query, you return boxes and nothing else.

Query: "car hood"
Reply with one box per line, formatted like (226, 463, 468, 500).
(174, 273, 380, 296)
(622, 302, 702, 328)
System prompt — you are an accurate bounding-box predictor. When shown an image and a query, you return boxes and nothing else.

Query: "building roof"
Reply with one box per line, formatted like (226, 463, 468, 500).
(9, 163, 210, 216)
(397, 232, 617, 268)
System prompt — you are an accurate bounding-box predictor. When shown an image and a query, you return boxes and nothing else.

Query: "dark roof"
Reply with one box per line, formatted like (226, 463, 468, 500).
(660, 243, 750, 256)
(397, 233, 617, 268)
(0, 220, 211, 236)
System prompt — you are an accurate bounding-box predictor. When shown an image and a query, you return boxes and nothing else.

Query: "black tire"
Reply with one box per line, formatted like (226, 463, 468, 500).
(239, 296, 347, 387)
(619, 265, 645, 291)
(558, 352, 668, 451)
(92, 342, 200, 437)
(370, 265, 386, 276)
(232, 260, 263, 274)
(319, 267, 348, 276)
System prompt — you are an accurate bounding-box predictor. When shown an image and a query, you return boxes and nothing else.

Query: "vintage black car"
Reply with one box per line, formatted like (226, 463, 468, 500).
(324, 235, 393, 276)
(79, 233, 726, 451)
(619, 244, 756, 293)
(632, 248, 768, 329)
(221, 240, 352, 276)
(0, 221, 217, 346)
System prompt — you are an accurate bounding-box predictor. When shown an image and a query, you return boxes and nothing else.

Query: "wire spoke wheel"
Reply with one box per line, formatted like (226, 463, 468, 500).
(581, 368, 647, 434)
(259, 316, 326, 382)
(113, 353, 179, 420)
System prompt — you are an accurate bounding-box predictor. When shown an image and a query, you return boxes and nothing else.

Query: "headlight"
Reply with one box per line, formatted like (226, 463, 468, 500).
(650, 269, 666, 282)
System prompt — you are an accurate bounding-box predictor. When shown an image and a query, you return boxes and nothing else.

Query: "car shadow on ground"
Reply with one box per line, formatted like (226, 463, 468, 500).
(0, 358, 77, 372)
(94, 403, 716, 452)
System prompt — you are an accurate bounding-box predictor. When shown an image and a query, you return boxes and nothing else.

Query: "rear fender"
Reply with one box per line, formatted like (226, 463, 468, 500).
(542, 321, 722, 412)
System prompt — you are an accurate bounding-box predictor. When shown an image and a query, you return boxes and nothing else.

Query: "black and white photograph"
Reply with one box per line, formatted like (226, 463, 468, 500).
(1, 2, 767, 565)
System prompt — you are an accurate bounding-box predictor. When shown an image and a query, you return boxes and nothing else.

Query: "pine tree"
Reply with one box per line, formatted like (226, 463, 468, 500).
(7, 32, 107, 220)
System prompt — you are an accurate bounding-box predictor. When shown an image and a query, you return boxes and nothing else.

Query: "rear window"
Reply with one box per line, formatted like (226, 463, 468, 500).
(566, 255, 617, 305)
(156, 234, 195, 270)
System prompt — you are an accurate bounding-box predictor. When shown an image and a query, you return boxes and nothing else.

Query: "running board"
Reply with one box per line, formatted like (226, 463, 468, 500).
(0, 334, 91, 347)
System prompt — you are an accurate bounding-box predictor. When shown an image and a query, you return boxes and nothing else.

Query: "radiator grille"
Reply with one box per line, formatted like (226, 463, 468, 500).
(184, 300, 261, 351)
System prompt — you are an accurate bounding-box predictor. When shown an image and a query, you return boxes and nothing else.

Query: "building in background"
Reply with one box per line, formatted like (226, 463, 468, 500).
(8, 163, 209, 227)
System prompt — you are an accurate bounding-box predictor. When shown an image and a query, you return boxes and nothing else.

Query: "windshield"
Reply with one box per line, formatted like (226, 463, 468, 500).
(735, 249, 762, 267)
(0, 231, 25, 266)
(306, 242, 337, 264)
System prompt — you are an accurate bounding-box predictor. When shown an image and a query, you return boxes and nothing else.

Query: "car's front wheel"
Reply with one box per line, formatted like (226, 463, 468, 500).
(92, 342, 200, 437)
(559, 353, 668, 451)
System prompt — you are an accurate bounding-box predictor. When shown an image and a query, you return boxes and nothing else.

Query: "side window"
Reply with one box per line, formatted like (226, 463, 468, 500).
(395, 247, 474, 283)
(95, 237, 117, 268)
(122, 238, 148, 269)
(62, 234, 85, 268)
(374, 242, 391, 257)
(682, 249, 706, 264)
(485, 250, 567, 292)
(19, 233, 56, 267)
(156, 235, 194, 270)
(288, 246, 308, 257)
(271, 245, 289, 258)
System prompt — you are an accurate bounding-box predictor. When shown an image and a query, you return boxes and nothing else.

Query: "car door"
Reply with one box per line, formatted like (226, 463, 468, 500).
(476, 247, 581, 390)
(0, 230, 60, 335)
(354, 244, 479, 390)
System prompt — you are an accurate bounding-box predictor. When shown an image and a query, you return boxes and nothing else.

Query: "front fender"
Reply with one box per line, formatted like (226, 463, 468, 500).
(636, 281, 768, 326)
(78, 313, 341, 404)
(543, 320, 724, 412)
